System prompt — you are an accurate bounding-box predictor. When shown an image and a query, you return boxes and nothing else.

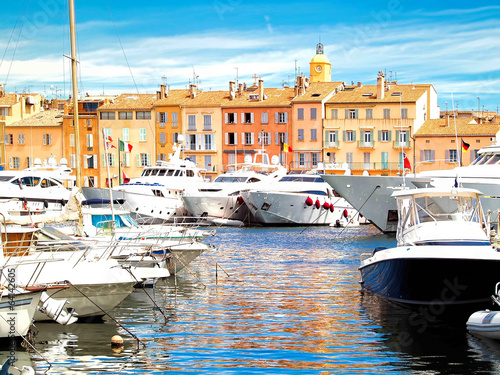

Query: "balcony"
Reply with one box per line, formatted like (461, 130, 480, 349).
(392, 140, 411, 149)
(357, 140, 376, 149)
(323, 118, 414, 128)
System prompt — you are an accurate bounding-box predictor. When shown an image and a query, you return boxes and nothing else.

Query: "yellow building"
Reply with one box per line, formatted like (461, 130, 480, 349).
(0, 86, 44, 169)
(5, 109, 64, 170)
(415, 117, 500, 172)
(309, 43, 332, 83)
(324, 72, 439, 175)
(291, 78, 343, 170)
(96, 94, 156, 187)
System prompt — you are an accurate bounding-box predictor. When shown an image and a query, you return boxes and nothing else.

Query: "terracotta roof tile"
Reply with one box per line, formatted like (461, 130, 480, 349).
(415, 118, 500, 137)
(327, 83, 432, 104)
(292, 81, 344, 102)
(7, 109, 64, 127)
(223, 87, 295, 107)
(98, 94, 155, 110)
(0, 94, 21, 106)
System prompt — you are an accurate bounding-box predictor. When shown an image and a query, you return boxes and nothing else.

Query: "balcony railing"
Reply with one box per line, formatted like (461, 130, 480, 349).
(357, 140, 375, 149)
(323, 118, 415, 128)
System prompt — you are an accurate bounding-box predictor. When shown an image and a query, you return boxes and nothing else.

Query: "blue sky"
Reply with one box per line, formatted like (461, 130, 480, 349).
(1, 0, 499, 113)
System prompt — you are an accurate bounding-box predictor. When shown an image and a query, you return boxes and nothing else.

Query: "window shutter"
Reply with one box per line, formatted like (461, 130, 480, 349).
(284, 113, 288, 123)
(165, 112, 168, 122)
(275, 132, 279, 145)
(445, 150, 450, 163)
(111, 153, 116, 167)
(251, 113, 254, 123)
(241, 113, 245, 124)
(197, 134, 203, 150)
(225, 113, 228, 124)
(234, 133, 238, 145)
(388, 130, 392, 141)
(431, 150, 435, 162)
(353, 131, 357, 142)
(370, 131, 373, 145)
(225, 133, 228, 145)
(241, 133, 245, 145)
(355, 109, 359, 119)
(285, 133, 288, 143)
(258, 132, 262, 145)
(251, 133, 255, 144)
(324, 131, 329, 147)
(93, 155, 97, 169)
(275, 112, 279, 123)
(345, 109, 349, 119)
(395, 130, 400, 147)
(267, 132, 271, 145)
(101, 154, 105, 167)
(9, 157, 12, 169)
(343, 130, 346, 142)
(157, 112, 160, 122)
(378, 130, 381, 141)
(136, 154, 140, 167)
(420, 150, 424, 161)
(147, 153, 151, 166)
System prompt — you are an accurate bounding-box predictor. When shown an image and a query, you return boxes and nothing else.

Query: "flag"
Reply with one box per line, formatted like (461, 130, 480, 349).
(123, 171, 130, 184)
(462, 139, 470, 153)
(119, 140, 133, 152)
(281, 143, 293, 153)
(105, 142, 116, 149)
(403, 152, 411, 171)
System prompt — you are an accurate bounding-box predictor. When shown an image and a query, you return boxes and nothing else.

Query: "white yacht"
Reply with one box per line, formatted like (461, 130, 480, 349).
(359, 187, 500, 307)
(112, 137, 206, 223)
(182, 151, 286, 225)
(241, 171, 358, 226)
(322, 140, 500, 232)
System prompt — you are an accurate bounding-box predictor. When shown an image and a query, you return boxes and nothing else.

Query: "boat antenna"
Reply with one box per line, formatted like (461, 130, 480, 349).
(102, 128, 116, 232)
(400, 92, 406, 187)
(452, 92, 460, 167)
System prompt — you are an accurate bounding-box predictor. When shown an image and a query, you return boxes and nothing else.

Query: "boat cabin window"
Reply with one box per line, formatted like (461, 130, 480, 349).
(247, 177, 261, 183)
(12, 176, 40, 187)
(279, 176, 324, 183)
(475, 154, 490, 165)
(92, 214, 137, 229)
(174, 170, 181, 176)
(486, 155, 500, 164)
(186, 170, 194, 177)
(152, 189, 164, 197)
(410, 195, 479, 224)
(166, 169, 175, 176)
(214, 176, 248, 183)
(157, 170, 166, 176)
(0, 176, 14, 182)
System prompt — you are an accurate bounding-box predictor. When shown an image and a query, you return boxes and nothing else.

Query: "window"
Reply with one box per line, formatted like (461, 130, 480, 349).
(364, 131, 371, 144)
(226, 132, 237, 145)
(86, 119, 92, 127)
(299, 153, 305, 167)
(70, 134, 75, 147)
(100, 112, 115, 120)
(276, 112, 288, 124)
(136, 111, 151, 119)
(0, 108, 8, 116)
(312, 153, 319, 167)
(173, 133, 180, 144)
(205, 155, 212, 171)
(86, 134, 93, 148)
(347, 109, 358, 119)
(346, 130, 354, 142)
(401, 108, 408, 119)
(448, 149, 458, 163)
(423, 150, 434, 162)
(172, 112, 178, 128)
(71, 154, 76, 168)
(381, 152, 388, 170)
(329, 131, 337, 144)
(43, 134, 52, 145)
(139, 153, 150, 167)
(9, 157, 20, 169)
(83, 102, 98, 112)
(205, 134, 214, 150)
(383, 109, 390, 119)
(188, 115, 196, 130)
(107, 153, 116, 166)
(331, 109, 338, 119)
(124, 152, 131, 167)
(159, 112, 166, 123)
(258, 132, 271, 145)
(103, 128, 111, 138)
(139, 128, 147, 142)
(399, 130, 407, 145)
(26, 157, 32, 168)
(4, 134, 12, 145)
(189, 134, 197, 150)
(310, 108, 317, 120)
(160, 132, 166, 144)
(298, 129, 304, 141)
(311, 129, 317, 141)
(261, 112, 268, 124)
(242, 113, 254, 124)
(227, 113, 237, 124)
(244, 132, 254, 145)
(298, 108, 304, 120)
(118, 111, 133, 120)
(364, 152, 370, 169)
(203, 115, 212, 130)
(122, 128, 129, 141)
(381, 130, 390, 142)
(366, 109, 373, 119)
(85, 155, 97, 169)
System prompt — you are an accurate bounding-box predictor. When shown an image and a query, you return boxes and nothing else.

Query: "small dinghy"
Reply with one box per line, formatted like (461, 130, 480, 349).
(466, 283, 500, 339)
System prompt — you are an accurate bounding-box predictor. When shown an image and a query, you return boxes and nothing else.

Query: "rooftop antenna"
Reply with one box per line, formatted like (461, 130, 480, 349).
(162, 75, 168, 86)
(192, 66, 199, 86)
(235, 67, 239, 87)
(294, 60, 297, 77)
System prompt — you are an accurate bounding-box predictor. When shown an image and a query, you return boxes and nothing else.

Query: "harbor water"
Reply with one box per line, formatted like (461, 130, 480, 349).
(5, 225, 500, 374)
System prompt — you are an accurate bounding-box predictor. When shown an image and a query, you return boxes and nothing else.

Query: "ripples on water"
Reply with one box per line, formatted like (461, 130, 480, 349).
(4, 226, 500, 373)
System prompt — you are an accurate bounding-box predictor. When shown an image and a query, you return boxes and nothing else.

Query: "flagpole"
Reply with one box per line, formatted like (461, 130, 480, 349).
(118, 137, 122, 185)
(102, 129, 116, 232)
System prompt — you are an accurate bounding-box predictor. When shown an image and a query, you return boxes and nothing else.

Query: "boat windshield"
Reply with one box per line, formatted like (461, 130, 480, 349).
(279, 176, 324, 183)
(214, 176, 248, 183)
(486, 155, 500, 164)
(11, 176, 41, 187)
(92, 214, 137, 229)
(411, 195, 480, 224)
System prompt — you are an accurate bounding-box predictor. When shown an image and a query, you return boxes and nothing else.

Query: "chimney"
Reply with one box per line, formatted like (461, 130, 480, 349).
(156, 91, 161, 100)
(0, 84, 4, 98)
(160, 84, 167, 99)
(357, 82, 362, 87)
(445, 114, 449, 127)
(300, 75, 306, 96)
(190, 84, 197, 99)
(238, 83, 243, 96)
(377, 72, 385, 99)
(243, 82, 247, 91)
(294, 84, 299, 96)
(229, 80, 235, 100)
(258, 79, 264, 101)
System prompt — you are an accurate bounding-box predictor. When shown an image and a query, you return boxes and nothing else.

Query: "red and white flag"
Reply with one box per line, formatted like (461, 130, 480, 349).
(403, 152, 411, 171)
(123, 171, 130, 184)
(105, 135, 116, 149)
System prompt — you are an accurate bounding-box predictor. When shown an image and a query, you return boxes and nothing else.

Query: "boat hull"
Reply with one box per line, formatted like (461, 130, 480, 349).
(360, 251, 500, 307)
(467, 310, 500, 339)
(182, 195, 251, 222)
(243, 190, 356, 225)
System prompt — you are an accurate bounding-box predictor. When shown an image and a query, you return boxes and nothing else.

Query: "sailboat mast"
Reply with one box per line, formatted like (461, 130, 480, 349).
(69, 0, 82, 188)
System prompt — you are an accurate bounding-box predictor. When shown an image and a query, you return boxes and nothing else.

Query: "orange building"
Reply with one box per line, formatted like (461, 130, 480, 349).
(5, 109, 64, 170)
(291, 79, 343, 171)
(415, 117, 500, 172)
(221, 79, 294, 171)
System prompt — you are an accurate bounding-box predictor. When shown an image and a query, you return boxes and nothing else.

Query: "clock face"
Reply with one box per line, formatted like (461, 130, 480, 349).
(316, 65, 322, 73)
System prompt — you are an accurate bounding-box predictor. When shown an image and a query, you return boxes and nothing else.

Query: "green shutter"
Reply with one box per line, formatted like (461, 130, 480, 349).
(345, 109, 349, 119)
(324, 131, 329, 147)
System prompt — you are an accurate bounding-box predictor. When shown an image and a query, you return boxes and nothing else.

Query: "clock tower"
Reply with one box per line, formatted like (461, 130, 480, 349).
(309, 43, 331, 83)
